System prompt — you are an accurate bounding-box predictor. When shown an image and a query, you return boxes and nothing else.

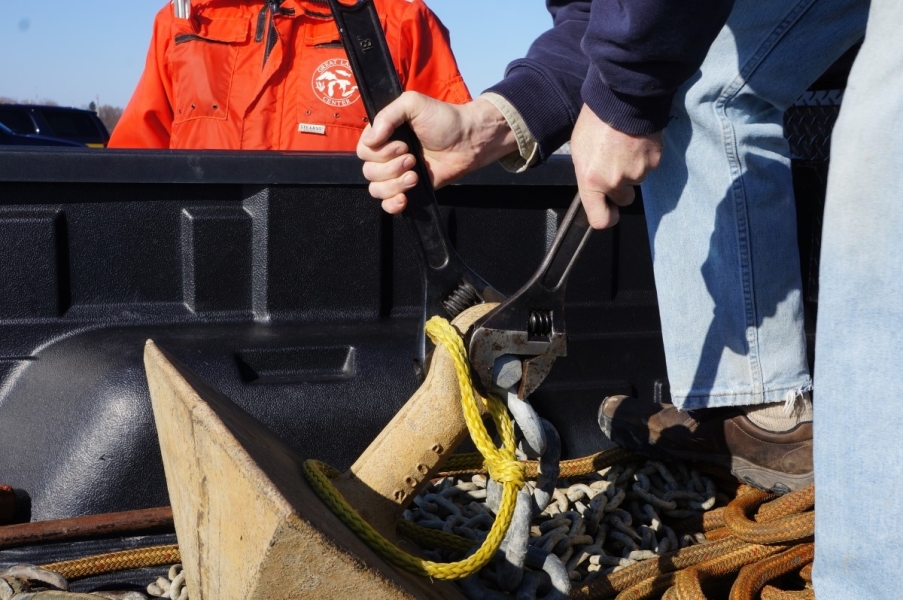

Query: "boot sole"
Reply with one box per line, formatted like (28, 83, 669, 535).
(600, 414, 812, 495)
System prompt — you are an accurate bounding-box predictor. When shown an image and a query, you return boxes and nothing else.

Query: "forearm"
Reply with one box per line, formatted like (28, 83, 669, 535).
(487, 0, 734, 160)
(448, 96, 520, 178)
(485, 1, 591, 162)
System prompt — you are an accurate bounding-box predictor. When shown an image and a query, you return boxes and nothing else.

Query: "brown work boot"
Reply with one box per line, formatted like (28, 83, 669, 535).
(597, 395, 813, 494)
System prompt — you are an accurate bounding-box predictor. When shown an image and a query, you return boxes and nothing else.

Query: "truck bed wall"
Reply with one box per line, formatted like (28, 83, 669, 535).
(0, 116, 832, 520)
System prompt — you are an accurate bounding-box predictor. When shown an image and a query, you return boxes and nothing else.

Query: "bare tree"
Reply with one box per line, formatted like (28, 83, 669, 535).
(96, 105, 124, 134)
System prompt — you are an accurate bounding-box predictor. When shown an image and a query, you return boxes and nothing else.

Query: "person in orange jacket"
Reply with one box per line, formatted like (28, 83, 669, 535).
(109, 0, 471, 150)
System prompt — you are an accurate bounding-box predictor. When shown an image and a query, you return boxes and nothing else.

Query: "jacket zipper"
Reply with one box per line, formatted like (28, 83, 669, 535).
(256, 0, 296, 69)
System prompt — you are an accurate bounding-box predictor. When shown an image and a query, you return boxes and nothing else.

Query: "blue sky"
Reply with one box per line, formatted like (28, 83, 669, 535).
(0, 1, 552, 109)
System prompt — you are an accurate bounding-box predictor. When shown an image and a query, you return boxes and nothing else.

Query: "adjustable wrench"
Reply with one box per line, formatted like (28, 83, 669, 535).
(325, 0, 593, 396)
(467, 194, 592, 399)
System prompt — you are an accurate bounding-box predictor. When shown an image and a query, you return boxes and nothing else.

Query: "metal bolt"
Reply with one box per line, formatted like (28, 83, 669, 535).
(492, 355, 523, 390)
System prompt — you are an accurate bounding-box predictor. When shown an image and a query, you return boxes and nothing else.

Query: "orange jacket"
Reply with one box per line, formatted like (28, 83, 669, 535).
(109, 0, 470, 150)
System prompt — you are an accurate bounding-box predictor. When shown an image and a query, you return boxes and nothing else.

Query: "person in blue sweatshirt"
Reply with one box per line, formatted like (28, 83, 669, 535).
(356, 0, 903, 596)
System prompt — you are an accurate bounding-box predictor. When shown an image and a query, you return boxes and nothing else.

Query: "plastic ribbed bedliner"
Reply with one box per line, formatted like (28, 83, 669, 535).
(0, 42, 847, 523)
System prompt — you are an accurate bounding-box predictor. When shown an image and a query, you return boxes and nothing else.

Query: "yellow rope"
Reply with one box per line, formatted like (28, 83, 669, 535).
(303, 315, 525, 580)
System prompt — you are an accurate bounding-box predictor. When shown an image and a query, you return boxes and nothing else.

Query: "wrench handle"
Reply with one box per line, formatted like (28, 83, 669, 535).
(539, 194, 592, 293)
(326, 0, 451, 271)
(326, 0, 503, 375)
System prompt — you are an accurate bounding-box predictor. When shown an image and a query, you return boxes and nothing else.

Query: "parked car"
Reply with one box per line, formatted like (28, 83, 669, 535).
(0, 104, 109, 148)
(0, 121, 85, 147)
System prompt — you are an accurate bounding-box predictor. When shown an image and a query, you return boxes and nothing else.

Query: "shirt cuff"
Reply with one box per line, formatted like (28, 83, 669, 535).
(479, 92, 540, 173)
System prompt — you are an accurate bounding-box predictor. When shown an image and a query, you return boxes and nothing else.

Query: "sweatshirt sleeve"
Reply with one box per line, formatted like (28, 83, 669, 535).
(486, 0, 733, 161)
(107, 6, 176, 149)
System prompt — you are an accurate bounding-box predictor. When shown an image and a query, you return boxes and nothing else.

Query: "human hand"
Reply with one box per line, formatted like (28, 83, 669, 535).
(570, 104, 664, 229)
(357, 92, 516, 214)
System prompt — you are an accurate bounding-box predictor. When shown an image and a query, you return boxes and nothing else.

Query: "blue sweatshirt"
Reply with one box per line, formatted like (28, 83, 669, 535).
(486, 0, 734, 162)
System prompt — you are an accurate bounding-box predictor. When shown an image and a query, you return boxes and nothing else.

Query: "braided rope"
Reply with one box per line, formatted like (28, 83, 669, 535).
(573, 481, 816, 600)
(440, 447, 636, 479)
(42, 545, 181, 579)
(573, 536, 750, 599)
(730, 543, 814, 600)
(702, 507, 726, 532)
(756, 485, 815, 522)
(761, 585, 815, 599)
(614, 572, 677, 600)
(799, 562, 812, 583)
(670, 543, 789, 600)
(303, 315, 525, 580)
(724, 488, 813, 544)
(702, 526, 733, 541)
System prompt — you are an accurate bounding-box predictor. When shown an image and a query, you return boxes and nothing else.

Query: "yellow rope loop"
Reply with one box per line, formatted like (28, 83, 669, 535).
(424, 316, 525, 490)
(483, 455, 525, 486)
(301, 315, 525, 580)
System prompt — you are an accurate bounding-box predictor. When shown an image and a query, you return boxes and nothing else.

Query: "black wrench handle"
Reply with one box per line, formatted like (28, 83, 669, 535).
(480, 193, 591, 331)
(326, 0, 451, 270)
(537, 194, 592, 294)
(325, 0, 503, 372)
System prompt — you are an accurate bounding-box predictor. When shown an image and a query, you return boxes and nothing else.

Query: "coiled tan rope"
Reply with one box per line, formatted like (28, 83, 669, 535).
(440, 447, 636, 479)
(724, 487, 814, 545)
(42, 545, 180, 579)
(730, 543, 814, 600)
(572, 484, 815, 599)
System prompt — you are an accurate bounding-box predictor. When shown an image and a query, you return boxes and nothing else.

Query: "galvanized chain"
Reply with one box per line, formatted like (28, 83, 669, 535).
(146, 564, 187, 600)
(405, 450, 727, 597)
(406, 375, 570, 600)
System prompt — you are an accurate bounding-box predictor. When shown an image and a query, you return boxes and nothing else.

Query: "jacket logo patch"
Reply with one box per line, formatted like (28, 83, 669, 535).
(312, 58, 361, 107)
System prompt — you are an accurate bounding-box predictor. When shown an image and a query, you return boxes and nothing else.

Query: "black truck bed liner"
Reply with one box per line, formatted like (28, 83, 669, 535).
(0, 147, 829, 524)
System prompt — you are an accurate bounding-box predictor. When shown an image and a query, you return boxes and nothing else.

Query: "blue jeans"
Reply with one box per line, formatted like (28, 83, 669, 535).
(813, 1, 903, 596)
(641, 0, 867, 409)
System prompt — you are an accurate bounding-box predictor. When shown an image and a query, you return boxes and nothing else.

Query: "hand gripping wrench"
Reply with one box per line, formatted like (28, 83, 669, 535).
(325, 0, 592, 397)
(324, 0, 504, 376)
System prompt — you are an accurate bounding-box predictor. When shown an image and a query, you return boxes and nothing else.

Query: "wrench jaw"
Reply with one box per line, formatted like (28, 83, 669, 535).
(519, 341, 566, 399)
(478, 284, 507, 305)
(468, 326, 567, 401)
